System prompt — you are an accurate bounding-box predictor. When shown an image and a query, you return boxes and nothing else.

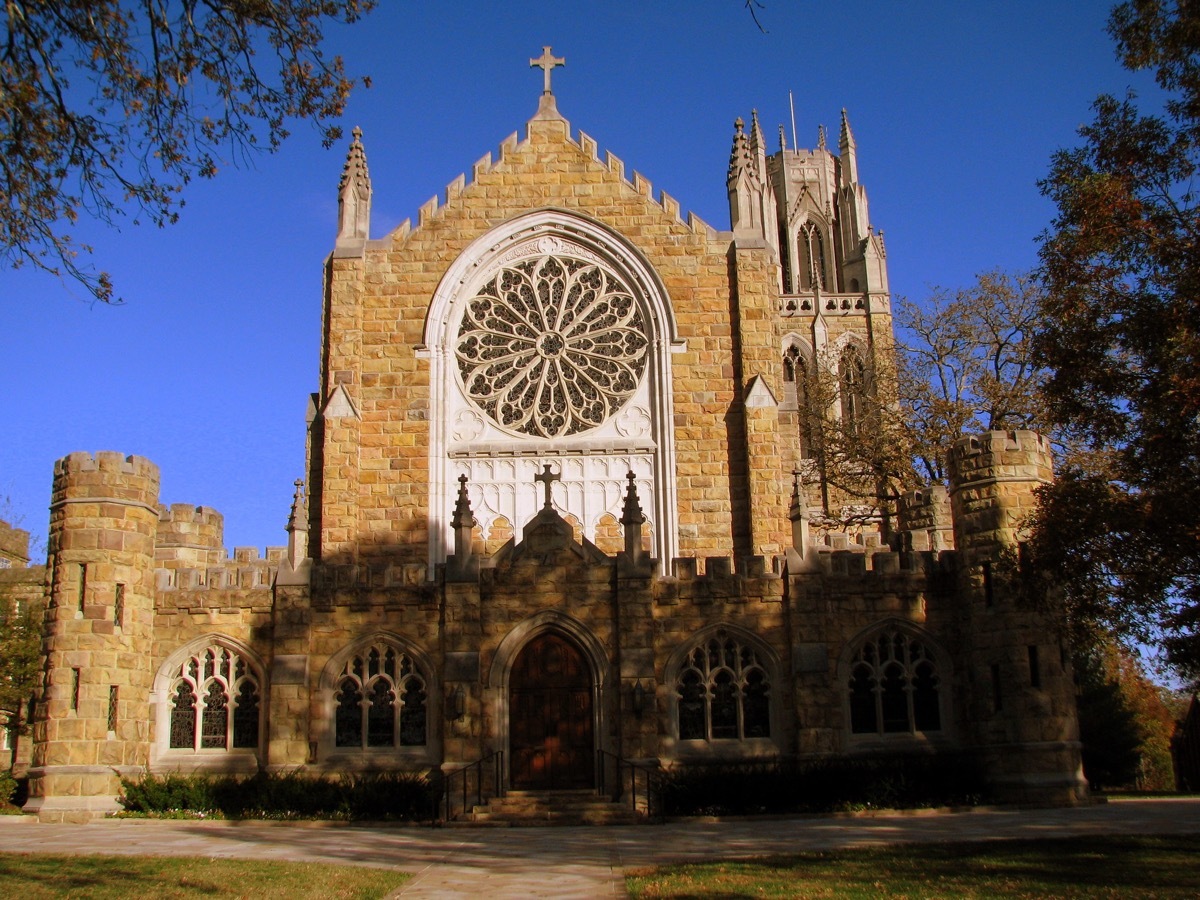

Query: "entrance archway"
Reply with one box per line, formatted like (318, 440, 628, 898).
(509, 633, 594, 789)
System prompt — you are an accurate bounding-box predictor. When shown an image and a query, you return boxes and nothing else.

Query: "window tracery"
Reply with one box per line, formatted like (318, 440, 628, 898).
(840, 344, 867, 436)
(848, 630, 941, 735)
(455, 255, 649, 438)
(334, 643, 427, 749)
(676, 635, 771, 741)
(168, 644, 260, 752)
(798, 222, 826, 291)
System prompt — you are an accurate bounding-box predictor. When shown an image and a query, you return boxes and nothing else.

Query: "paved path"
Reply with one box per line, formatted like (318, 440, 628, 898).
(1, 799, 1198, 898)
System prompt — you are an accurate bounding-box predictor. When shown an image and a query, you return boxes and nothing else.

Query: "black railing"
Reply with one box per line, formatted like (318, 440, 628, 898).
(437, 750, 504, 823)
(596, 748, 665, 821)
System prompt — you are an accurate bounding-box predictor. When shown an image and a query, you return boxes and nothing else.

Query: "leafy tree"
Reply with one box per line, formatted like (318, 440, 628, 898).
(1033, 0, 1200, 681)
(0, 586, 41, 768)
(1, 0, 375, 302)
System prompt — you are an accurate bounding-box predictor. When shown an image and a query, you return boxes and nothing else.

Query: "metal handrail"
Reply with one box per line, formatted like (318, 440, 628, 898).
(438, 750, 504, 823)
(595, 748, 665, 820)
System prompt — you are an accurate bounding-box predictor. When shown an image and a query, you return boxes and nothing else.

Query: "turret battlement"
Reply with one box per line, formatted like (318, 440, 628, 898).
(53, 450, 160, 481)
(950, 429, 1053, 486)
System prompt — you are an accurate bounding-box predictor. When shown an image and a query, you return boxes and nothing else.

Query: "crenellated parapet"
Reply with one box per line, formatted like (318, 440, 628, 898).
(370, 109, 716, 253)
(897, 484, 955, 553)
(949, 429, 1052, 564)
(155, 503, 225, 570)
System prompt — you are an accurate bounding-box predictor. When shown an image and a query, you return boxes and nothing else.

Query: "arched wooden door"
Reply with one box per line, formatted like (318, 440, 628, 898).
(509, 633, 594, 789)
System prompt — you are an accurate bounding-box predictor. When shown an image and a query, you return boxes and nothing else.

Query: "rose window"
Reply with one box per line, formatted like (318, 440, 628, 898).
(455, 255, 649, 438)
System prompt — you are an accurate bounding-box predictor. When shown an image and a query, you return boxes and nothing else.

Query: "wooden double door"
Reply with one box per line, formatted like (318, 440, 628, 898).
(509, 633, 595, 789)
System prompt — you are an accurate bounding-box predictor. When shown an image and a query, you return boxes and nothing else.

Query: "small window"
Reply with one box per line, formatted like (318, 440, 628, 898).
(1028, 645, 1041, 689)
(839, 345, 867, 437)
(114, 584, 125, 627)
(71, 668, 81, 711)
(107, 686, 118, 732)
(675, 635, 771, 742)
(991, 663, 1003, 713)
(982, 562, 994, 607)
(78, 563, 88, 612)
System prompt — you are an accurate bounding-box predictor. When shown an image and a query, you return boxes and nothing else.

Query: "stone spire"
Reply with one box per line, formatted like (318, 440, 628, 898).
(286, 478, 308, 569)
(620, 471, 647, 564)
(838, 109, 858, 186)
(727, 116, 766, 239)
(336, 126, 371, 251)
(788, 470, 812, 561)
(727, 117, 753, 187)
(451, 474, 477, 568)
(817, 123, 827, 151)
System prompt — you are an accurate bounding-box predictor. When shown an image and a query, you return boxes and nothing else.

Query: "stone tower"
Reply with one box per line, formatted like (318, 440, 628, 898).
(948, 431, 1086, 804)
(26, 452, 160, 822)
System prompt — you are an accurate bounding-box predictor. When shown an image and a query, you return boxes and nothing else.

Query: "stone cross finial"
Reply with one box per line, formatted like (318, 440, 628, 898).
(530, 46, 565, 95)
(534, 464, 560, 510)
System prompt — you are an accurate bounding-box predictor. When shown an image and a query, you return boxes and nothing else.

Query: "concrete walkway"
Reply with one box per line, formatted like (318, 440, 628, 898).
(1, 799, 1198, 898)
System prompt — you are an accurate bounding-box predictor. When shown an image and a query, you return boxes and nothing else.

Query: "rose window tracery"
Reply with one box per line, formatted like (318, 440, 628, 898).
(455, 255, 649, 438)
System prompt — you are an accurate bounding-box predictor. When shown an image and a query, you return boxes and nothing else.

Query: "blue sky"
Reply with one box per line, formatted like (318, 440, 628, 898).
(2, 0, 1142, 555)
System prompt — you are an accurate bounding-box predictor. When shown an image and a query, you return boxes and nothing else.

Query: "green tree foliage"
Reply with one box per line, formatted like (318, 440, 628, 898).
(1033, 0, 1200, 681)
(0, 588, 41, 761)
(1, 0, 375, 302)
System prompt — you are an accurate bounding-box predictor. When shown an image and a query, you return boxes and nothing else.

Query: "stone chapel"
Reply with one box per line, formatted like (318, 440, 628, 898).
(20, 51, 1086, 821)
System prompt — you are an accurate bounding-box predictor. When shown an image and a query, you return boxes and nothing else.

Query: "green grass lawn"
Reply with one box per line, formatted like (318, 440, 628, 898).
(0, 853, 408, 899)
(626, 834, 1200, 898)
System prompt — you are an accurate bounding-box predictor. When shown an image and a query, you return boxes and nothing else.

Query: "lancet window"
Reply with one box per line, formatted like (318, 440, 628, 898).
(168, 644, 260, 751)
(848, 630, 941, 735)
(334, 643, 427, 749)
(839, 344, 867, 437)
(676, 635, 771, 741)
(783, 344, 814, 459)
(797, 222, 827, 291)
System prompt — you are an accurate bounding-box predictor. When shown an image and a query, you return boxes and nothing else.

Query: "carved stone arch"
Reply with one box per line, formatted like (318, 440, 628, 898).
(665, 624, 783, 757)
(422, 208, 681, 575)
(150, 634, 267, 773)
(316, 631, 440, 766)
(789, 210, 831, 292)
(837, 618, 953, 744)
(484, 610, 612, 783)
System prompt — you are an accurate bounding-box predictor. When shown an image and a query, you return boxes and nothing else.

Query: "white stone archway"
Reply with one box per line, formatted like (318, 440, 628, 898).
(420, 209, 682, 573)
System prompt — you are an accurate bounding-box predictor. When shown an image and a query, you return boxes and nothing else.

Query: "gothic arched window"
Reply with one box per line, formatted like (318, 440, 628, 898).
(847, 629, 942, 736)
(840, 344, 867, 437)
(798, 222, 826, 291)
(168, 644, 261, 751)
(334, 643, 428, 749)
(675, 635, 771, 741)
(783, 343, 815, 460)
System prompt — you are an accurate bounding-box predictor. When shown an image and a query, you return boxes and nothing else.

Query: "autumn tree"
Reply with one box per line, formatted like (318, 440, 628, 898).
(1, 0, 375, 302)
(896, 270, 1047, 482)
(1032, 0, 1200, 682)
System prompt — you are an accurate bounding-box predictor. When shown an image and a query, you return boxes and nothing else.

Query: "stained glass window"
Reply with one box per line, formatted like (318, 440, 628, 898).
(846, 630, 942, 736)
(675, 635, 771, 741)
(332, 642, 429, 750)
(166, 643, 261, 752)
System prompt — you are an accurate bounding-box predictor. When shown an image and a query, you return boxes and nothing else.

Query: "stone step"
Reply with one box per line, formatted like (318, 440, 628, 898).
(451, 789, 644, 826)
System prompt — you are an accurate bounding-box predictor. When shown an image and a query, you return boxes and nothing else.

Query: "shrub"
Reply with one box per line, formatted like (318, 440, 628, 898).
(660, 753, 988, 816)
(119, 770, 435, 821)
(0, 771, 17, 806)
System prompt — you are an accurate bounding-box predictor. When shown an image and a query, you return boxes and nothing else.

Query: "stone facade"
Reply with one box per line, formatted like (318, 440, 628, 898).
(22, 68, 1086, 820)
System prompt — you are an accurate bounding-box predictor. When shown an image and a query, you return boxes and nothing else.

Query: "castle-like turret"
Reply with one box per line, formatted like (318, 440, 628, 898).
(26, 452, 160, 822)
(948, 431, 1086, 805)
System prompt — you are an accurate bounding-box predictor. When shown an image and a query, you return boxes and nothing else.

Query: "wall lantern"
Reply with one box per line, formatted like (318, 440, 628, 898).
(631, 679, 647, 716)
(451, 685, 466, 719)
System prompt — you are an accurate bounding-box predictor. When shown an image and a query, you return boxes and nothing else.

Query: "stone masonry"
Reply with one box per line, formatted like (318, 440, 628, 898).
(20, 56, 1085, 820)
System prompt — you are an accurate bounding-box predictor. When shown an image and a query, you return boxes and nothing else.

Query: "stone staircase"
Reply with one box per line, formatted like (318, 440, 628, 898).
(449, 789, 645, 826)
